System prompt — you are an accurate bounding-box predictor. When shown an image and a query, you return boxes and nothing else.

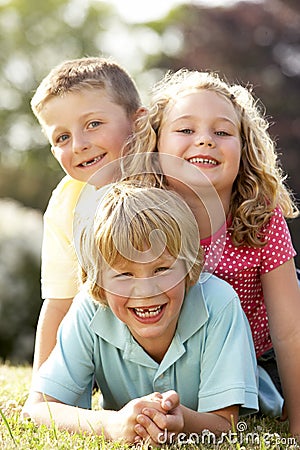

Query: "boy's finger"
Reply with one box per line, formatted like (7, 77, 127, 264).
(134, 423, 148, 439)
(141, 407, 167, 429)
(161, 390, 180, 411)
(136, 413, 166, 444)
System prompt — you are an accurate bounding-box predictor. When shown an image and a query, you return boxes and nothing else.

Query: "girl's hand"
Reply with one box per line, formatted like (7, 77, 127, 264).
(134, 390, 184, 445)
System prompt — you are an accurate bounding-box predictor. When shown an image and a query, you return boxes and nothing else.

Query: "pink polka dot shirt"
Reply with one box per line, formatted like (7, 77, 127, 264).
(201, 207, 296, 357)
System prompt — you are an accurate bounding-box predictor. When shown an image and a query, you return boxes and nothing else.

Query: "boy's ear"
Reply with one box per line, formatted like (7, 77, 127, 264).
(50, 145, 57, 158)
(134, 106, 148, 121)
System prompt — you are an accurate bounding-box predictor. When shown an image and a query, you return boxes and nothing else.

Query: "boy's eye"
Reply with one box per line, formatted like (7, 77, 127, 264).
(115, 272, 133, 278)
(56, 134, 69, 144)
(154, 267, 170, 274)
(88, 120, 102, 129)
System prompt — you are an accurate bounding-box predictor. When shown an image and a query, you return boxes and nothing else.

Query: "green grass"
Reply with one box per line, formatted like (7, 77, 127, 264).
(0, 363, 298, 449)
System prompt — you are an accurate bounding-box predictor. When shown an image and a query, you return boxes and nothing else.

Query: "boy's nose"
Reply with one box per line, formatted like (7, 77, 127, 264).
(72, 133, 91, 153)
(130, 277, 161, 299)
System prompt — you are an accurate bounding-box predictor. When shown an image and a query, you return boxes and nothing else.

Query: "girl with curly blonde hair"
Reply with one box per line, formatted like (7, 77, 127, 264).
(124, 69, 300, 437)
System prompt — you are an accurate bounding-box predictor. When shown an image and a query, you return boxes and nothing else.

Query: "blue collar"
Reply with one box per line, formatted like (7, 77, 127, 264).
(90, 282, 209, 371)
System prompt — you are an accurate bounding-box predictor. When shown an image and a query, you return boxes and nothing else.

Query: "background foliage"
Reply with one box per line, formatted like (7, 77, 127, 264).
(0, 0, 299, 362)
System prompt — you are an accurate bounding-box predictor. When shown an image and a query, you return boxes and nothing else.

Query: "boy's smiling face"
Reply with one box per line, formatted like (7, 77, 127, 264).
(102, 249, 187, 363)
(40, 88, 134, 182)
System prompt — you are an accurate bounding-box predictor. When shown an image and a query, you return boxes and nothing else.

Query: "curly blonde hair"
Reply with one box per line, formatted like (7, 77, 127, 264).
(124, 69, 298, 247)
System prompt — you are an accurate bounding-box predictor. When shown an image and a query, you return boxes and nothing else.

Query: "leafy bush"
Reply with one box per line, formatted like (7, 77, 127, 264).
(0, 199, 42, 363)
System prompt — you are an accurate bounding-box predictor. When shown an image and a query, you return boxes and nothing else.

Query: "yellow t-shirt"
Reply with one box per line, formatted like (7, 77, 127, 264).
(41, 176, 85, 299)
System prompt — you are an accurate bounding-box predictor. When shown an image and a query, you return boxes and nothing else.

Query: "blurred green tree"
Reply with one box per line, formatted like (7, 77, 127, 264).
(0, 0, 123, 210)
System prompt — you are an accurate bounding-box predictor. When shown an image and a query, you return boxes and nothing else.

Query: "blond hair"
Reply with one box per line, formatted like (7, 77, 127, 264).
(125, 69, 299, 247)
(31, 56, 141, 122)
(80, 180, 203, 305)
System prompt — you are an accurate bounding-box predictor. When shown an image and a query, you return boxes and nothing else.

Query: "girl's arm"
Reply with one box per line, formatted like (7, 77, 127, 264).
(22, 391, 169, 443)
(262, 258, 300, 437)
(135, 390, 238, 445)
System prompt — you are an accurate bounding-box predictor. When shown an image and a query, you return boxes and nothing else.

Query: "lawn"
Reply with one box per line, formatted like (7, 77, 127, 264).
(0, 362, 298, 449)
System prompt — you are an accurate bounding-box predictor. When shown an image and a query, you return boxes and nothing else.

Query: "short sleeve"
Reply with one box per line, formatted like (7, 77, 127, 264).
(34, 293, 96, 408)
(260, 207, 296, 275)
(198, 296, 258, 415)
(41, 176, 85, 299)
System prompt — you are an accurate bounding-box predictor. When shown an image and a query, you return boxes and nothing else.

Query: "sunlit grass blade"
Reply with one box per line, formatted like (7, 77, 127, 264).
(0, 407, 17, 448)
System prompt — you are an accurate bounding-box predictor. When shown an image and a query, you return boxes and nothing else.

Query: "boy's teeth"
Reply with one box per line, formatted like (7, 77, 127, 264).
(81, 156, 102, 167)
(189, 157, 217, 165)
(134, 306, 162, 318)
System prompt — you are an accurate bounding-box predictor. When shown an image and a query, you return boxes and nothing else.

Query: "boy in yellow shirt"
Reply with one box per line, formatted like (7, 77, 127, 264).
(31, 56, 143, 373)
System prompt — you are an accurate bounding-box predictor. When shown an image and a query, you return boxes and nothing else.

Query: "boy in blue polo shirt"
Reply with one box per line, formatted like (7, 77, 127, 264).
(23, 181, 258, 445)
